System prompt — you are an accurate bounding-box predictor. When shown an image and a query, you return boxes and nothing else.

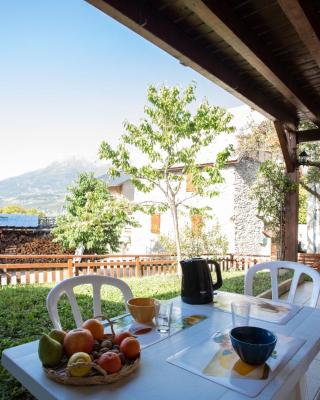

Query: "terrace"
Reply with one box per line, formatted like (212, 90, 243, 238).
(1, 1, 320, 400)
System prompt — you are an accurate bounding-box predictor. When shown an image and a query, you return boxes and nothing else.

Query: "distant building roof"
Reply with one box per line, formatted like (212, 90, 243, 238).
(0, 214, 39, 228)
(99, 173, 131, 187)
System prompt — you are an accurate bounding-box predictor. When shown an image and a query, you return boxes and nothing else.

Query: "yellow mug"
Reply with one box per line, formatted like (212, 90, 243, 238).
(127, 297, 160, 324)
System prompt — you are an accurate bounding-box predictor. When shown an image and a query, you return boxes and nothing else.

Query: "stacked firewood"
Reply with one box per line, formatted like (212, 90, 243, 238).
(0, 230, 66, 262)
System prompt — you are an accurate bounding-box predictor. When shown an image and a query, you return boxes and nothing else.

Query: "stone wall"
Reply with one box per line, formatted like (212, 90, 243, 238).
(233, 158, 270, 255)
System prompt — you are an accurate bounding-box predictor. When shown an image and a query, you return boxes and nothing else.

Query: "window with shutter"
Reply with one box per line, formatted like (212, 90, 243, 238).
(186, 173, 195, 192)
(191, 214, 202, 233)
(151, 213, 161, 234)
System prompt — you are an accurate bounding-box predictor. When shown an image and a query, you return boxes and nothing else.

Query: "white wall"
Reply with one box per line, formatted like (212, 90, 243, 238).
(123, 166, 236, 254)
(307, 185, 320, 253)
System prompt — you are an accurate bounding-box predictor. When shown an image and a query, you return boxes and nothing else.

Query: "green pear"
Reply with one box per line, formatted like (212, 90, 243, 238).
(49, 329, 66, 345)
(38, 334, 63, 367)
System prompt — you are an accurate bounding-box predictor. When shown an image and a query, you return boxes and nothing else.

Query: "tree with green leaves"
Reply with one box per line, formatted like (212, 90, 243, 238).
(237, 118, 320, 251)
(0, 204, 45, 217)
(99, 82, 234, 267)
(52, 173, 138, 253)
(250, 161, 297, 249)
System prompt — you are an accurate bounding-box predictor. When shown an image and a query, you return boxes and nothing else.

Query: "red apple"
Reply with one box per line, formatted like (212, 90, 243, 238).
(64, 328, 94, 357)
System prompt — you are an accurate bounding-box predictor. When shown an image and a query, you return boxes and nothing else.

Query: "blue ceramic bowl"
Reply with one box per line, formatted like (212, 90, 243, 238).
(230, 326, 277, 365)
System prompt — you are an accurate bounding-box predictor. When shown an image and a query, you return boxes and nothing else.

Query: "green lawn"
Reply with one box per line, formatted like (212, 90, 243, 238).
(0, 270, 282, 399)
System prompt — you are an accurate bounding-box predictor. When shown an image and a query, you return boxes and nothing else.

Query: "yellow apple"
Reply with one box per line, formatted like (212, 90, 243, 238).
(67, 352, 92, 377)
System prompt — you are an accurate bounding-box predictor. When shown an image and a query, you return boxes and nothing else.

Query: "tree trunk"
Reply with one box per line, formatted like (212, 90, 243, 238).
(170, 203, 182, 276)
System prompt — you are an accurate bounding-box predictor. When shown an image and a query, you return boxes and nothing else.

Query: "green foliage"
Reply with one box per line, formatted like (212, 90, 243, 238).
(237, 118, 318, 229)
(52, 173, 138, 253)
(99, 82, 234, 259)
(237, 118, 282, 160)
(299, 187, 307, 224)
(100, 82, 234, 197)
(250, 160, 296, 242)
(0, 204, 45, 217)
(159, 221, 228, 257)
(299, 143, 320, 188)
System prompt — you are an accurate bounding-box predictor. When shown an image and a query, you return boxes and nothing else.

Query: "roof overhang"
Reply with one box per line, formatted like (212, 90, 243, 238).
(86, 0, 320, 171)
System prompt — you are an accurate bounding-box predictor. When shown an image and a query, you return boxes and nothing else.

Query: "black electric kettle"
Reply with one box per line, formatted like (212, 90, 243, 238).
(180, 257, 223, 304)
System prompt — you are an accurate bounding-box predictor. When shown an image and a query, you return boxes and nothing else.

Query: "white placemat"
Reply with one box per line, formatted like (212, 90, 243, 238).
(214, 292, 301, 324)
(167, 329, 305, 397)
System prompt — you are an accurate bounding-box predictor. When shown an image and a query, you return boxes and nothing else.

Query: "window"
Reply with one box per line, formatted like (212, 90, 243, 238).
(191, 214, 202, 233)
(151, 213, 160, 234)
(186, 173, 195, 192)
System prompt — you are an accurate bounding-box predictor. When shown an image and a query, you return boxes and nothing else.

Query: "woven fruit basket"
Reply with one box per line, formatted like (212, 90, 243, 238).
(44, 358, 140, 385)
(41, 316, 140, 386)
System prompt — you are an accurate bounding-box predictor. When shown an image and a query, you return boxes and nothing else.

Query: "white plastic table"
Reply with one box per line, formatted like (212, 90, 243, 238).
(2, 294, 320, 400)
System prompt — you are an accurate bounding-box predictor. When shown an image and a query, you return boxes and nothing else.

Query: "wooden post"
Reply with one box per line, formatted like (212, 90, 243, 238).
(274, 121, 298, 261)
(284, 170, 299, 261)
(67, 258, 73, 278)
(135, 256, 140, 278)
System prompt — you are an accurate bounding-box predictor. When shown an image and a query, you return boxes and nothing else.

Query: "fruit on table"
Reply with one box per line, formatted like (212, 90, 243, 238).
(120, 337, 140, 360)
(97, 352, 122, 374)
(82, 319, 104, 340)
(49, 329, 66, 345)
(38, 334, 63, 367)
(67, 352, 92, 377)
(64, 328, 94, 357)
(113, 331, 133, 346)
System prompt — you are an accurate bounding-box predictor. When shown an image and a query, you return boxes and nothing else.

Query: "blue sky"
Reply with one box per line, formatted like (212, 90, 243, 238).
(0, 0, 243, 180)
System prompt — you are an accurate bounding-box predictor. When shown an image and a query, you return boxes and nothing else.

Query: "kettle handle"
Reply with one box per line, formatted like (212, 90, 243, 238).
(209, 260, 223, 291)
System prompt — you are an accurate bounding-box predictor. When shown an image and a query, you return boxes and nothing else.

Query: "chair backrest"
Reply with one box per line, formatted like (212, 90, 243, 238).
(244, 261, 320, 307)
(46, 275, 133, 330)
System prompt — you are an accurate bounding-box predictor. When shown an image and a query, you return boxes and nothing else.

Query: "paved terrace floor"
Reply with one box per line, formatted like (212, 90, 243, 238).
(280, 282, 320, 400)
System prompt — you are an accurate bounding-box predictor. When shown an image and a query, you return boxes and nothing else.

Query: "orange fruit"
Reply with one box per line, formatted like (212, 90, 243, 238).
(120, 337, 140, 360)
(82, 319, 104, 340)
(97, 352, 122, 374)
(113, 331, 133, 345)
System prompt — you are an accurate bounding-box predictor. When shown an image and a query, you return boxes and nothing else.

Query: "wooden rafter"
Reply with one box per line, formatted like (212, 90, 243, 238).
(182, 0, 320, 122)
(274, 121, 297, 172)
(85, 0, 297, 123)
(278, 0, 320, 68)
(297, 129, 320, 143)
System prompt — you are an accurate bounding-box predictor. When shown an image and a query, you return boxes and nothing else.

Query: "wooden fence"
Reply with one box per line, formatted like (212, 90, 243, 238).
(0, 253, 273, 286)
(298, 253, 320, 268)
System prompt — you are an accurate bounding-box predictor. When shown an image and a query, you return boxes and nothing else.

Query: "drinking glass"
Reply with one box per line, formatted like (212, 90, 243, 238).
(231, 302, 251, 327)
(155, 301, 173, 333)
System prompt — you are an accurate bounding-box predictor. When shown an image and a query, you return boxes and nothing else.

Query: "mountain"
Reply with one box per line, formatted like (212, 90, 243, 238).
(0, 159, 108, 215)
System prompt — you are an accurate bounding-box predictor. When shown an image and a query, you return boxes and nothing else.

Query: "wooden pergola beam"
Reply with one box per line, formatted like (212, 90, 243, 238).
(85, 0, 297, 124)
(297, 129, 320, 143)
(278, 0, 320, 68)
(182, 0, 320, 122)
(274, 121, 297, 172)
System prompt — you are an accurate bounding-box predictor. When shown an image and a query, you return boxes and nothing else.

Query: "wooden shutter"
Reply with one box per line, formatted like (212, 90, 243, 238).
(191, 214, 202, 233)
(186, 173, 195, 192)
(151, 213, 160, 234)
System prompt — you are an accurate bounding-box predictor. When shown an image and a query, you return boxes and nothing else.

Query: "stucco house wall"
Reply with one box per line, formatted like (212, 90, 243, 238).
(112, 158, 270, 256)
(306, 185, 320, 253)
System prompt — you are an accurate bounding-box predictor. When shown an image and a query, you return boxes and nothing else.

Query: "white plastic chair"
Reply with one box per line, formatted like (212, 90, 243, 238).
(245, 261, 320, 307)
(46, 275, 133, 330)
